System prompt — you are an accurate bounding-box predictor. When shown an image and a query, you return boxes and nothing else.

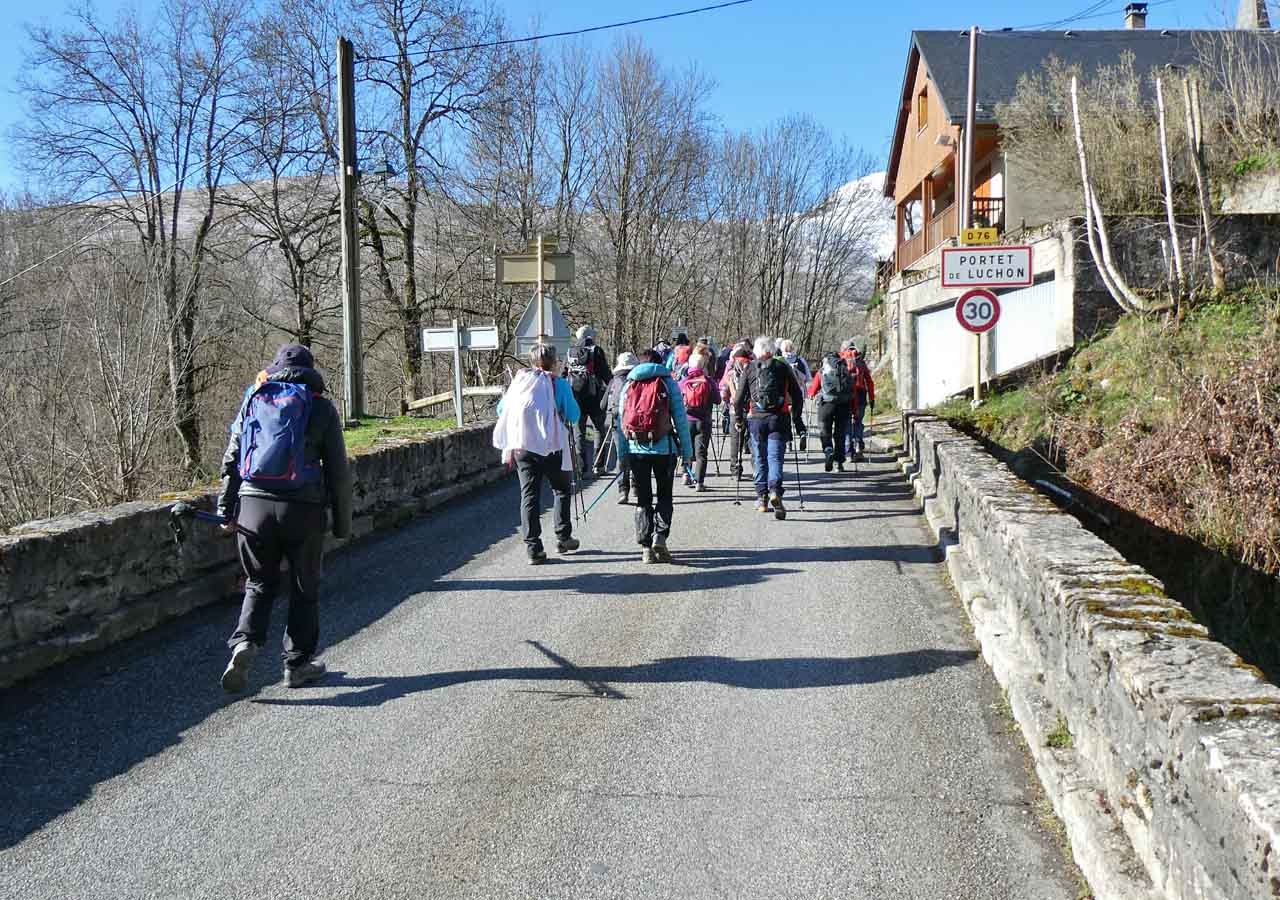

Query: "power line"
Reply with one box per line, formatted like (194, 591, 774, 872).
(1003, 0, 1178, 31)
(356, 0, 756, 63)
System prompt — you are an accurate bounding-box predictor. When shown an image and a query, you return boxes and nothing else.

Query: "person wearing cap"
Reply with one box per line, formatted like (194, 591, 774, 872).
(563, 325, 612, 478)
(216, 343, 352, 693)
(605, 351, 639, 504)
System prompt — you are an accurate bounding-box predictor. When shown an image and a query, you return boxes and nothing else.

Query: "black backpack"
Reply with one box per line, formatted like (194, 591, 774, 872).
(750, 358, 787, 413)
(818, 353, 852, 404)
(566, 341, 597, 396)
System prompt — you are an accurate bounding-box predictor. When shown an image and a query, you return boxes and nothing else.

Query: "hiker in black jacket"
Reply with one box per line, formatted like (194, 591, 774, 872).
(733, 336, 806, 520)
(216, 343, 353, 693)
(563, 325, 612, 478)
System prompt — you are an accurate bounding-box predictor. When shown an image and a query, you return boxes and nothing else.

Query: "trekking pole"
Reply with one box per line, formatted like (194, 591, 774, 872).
(566, 427, 584, 524)
(707, 423, 723, 477)
(582, 468, 623, 517)
(732, 426, 745, 506)
(791, 440, 807, 511)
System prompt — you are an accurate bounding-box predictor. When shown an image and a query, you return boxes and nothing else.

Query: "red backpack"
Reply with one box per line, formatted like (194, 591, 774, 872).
(680, 371, 712, 418)
(622, 375, 672, 442)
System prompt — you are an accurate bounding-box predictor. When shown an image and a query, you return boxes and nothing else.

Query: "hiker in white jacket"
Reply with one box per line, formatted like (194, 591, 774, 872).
(493, 343, 582, 565)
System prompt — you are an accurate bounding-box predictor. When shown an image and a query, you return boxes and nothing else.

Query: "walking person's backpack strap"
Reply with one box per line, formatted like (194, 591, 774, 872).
(622, 373, 673, 443)
(238, 380, 321, 489)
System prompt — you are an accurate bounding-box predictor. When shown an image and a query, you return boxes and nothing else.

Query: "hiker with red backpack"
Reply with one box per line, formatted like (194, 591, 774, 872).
(217, 343, 353, 693)
(839, 340, 876, 461)
(807, 351, 854, 473)
(616, 349, 694, 563)
(734, 336, 806, 520)
(564, 325, 612, 478)
(677, 347, 720, 491)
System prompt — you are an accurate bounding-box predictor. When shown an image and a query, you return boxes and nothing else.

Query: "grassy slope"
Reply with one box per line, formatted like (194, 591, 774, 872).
(343, 416, 453, 454)
(935, 286, 1280, 575)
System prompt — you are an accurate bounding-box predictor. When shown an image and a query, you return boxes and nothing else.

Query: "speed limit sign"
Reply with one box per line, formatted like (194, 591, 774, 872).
(955, 288, 1001, 334)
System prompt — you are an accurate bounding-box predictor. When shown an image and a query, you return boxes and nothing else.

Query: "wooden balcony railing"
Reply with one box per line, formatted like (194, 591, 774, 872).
(893, 196, 1007, 273)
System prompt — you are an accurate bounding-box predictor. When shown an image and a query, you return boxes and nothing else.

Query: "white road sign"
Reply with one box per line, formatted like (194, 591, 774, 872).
(422, 324, 499, 352)
(941, 245, 1033, 289)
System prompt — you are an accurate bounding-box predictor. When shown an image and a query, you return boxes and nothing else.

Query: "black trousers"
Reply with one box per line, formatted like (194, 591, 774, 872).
(574, 394, 608, 474)
(818, 401, 852, 464)
(688, 417, 712, 484)
(630, 454, 676, 546)
(728, 411, 745, 475)
(227, 496, 326, 668)
(516, 449, 573, 554)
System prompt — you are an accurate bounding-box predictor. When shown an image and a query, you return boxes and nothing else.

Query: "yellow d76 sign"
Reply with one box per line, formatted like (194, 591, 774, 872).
(961, 227, 999, 246)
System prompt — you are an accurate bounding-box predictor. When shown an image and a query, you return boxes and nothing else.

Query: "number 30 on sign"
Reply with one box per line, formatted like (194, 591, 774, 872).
(955, 288, 1001, 334)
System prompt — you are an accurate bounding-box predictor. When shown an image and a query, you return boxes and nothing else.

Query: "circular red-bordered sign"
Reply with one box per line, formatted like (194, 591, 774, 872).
(955, 288, 1001, 334)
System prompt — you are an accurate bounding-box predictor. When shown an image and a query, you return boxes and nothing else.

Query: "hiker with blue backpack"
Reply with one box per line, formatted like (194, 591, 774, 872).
(617, 349, 694, 563)
(217, 343, 352, 693)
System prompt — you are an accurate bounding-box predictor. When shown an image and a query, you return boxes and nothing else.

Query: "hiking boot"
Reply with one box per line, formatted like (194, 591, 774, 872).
(651, 541, 672, 563)
(683, 473, 695, 488)
(855, 451, 867, 463)
(770, 492, 787, 521)
(642, 546, 657, 564)
(285, 660, 327, 688)
(556, 537, 580, 553)
(696, 482, 707, 493)
(824, 455, 833, 473)
(837, 462, 846, 473)
(617, 492, 630, 505)
(756, 497, 770, 513)
(528, 549, 548, 565)
(221, 641, 258, 694)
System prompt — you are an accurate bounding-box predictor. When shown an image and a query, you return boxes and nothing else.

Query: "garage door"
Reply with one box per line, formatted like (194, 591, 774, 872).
(915, 304, 969, 408)
(993, 279, 1057, 375)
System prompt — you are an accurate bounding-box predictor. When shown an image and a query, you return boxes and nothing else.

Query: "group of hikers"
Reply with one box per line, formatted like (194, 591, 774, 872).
(210, 332, 872, 693)
(492, 326, 875, 565)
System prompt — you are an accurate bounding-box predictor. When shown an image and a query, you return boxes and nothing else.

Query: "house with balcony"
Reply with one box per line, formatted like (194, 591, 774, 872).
(880, 3, 1280, 408)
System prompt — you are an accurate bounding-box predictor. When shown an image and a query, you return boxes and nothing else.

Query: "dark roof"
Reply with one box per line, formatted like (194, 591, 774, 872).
(885, 28, 1280, 197)
(916, 29, 1278, 123)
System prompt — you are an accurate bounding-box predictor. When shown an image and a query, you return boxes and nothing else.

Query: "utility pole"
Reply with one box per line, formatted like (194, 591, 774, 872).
(535, 232, 545, 342)
(962, 25, 982, 404)
(337, 36, 365, 422)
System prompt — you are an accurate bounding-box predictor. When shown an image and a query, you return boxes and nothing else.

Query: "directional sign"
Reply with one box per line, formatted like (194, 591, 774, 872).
(941, 245, 1033, 289)
(422, 324, 499, 352)
(497, 253, 575, 285)
(955, 288, 1001, 334)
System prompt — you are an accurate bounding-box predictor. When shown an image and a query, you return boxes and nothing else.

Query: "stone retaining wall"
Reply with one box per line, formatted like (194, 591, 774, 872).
(902, 413, 1280, 900)
(0, 423, 504, 689)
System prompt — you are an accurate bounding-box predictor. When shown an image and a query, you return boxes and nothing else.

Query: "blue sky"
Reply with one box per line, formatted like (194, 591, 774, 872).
(0, 0, 1231, 192)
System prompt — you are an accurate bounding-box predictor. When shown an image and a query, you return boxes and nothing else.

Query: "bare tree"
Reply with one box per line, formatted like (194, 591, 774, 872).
(17, 0, 250, 478)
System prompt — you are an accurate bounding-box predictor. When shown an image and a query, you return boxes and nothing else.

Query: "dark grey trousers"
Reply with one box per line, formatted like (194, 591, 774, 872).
(515, 450, 573, 555)
(227, 496, 326, 668)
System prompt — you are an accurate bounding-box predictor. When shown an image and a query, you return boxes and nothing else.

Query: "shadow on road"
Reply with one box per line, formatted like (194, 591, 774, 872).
(252, 644, 980, 709)
(0, 478, 521, 850)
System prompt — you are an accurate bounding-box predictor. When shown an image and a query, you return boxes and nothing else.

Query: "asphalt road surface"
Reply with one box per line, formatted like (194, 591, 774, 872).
(1, 442, 1079, 899)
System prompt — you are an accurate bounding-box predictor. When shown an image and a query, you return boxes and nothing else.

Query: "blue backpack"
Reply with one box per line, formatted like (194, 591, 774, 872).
(237, 380, 321, 489)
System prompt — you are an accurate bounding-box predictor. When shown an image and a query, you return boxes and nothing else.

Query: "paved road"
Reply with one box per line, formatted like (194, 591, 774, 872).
(1, 442, 1078, 899)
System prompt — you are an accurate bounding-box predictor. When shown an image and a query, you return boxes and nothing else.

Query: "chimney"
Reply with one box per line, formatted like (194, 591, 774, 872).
(1125, 3, 1149, 29)
(1236, 0, 1272, 29)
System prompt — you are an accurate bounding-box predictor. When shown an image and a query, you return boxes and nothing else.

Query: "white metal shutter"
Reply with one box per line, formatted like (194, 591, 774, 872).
(915, 305, 969, 408)
(993, 279, 1057, 375)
